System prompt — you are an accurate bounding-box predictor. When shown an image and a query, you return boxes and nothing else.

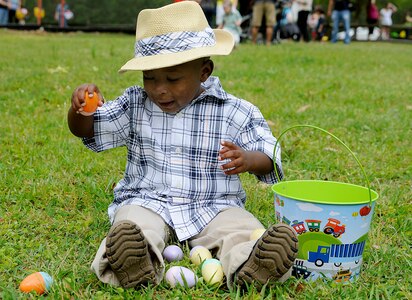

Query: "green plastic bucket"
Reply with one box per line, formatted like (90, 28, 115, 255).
(272, 125, 378, 282)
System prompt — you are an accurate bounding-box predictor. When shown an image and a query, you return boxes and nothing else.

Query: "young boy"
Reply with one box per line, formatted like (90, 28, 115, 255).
(68, 1, 298, 289)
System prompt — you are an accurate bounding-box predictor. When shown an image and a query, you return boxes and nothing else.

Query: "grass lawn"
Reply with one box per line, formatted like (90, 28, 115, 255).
(0, 30, 410, 299)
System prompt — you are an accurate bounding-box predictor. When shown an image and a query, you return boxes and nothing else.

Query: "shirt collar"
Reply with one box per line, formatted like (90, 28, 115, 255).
(196, 76, 227, 103)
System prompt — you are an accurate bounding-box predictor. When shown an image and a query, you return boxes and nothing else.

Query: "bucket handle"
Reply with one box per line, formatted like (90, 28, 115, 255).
(274, 124, 373, 206)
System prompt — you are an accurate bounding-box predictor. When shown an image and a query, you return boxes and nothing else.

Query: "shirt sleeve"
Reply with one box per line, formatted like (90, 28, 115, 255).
(82, 91, 132, 152)
(236, 105, 283, 184)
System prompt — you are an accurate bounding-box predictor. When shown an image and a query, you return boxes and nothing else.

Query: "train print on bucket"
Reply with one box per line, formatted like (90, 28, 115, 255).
(274, 195, 376, 283)
(277, 217, 347, 238)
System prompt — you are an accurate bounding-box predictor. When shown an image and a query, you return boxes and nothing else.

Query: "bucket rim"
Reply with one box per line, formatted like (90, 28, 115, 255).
(272, 179, 379, 205)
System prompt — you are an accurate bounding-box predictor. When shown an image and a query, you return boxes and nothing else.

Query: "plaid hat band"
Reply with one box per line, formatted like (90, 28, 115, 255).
(135, 27, 216, 58)
(119, 2, 234, 72)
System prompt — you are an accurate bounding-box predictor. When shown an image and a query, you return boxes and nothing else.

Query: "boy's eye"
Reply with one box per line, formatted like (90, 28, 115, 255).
(143, 76, 154, 80)
(167, 77, 180, 82)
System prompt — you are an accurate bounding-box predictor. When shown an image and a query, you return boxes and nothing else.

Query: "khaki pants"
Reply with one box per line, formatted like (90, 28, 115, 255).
(251, 2, 276, 27)
(91, 205, 279, 287)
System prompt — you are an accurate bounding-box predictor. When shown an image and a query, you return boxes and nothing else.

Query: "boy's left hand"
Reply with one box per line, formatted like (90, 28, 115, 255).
(218, 141, 251, 175)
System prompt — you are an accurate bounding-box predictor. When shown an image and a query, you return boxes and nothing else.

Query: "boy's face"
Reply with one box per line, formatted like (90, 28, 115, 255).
(143, 58, 213, 114)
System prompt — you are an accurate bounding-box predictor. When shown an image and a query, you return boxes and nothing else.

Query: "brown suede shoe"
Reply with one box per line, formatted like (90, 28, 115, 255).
(106, 221, 156, 288)
(236, 223, 298, 286)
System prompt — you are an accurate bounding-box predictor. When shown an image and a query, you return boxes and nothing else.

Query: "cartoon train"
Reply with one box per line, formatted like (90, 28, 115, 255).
(280, 217, 346, 238)
(305, 219, 321, 232)
(282, 216, 291, 225)
(291, 220, 307, 235)
(323, 218, 346, 238)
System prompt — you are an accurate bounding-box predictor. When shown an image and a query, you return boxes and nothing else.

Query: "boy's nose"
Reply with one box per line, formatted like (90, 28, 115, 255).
(154, 81, 168, 96)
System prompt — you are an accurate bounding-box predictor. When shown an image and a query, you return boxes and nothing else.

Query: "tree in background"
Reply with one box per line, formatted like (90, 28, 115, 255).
(20, 0, 412, 26)
(24, 0, 170, 25)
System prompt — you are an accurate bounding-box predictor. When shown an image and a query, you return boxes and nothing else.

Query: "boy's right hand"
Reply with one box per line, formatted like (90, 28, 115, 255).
(71, 84, 104, 115)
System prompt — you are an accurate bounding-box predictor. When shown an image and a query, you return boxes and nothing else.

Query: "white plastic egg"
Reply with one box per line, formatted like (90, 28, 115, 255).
(189, 246, 212, 266)
(201, 258, 224, 285)
(165, 266, 198, 288)
(249, 228, 266, 241)
(163, 245, 184, 262)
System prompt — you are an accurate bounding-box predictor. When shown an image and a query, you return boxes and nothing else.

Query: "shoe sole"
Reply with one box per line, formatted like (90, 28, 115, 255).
(236, 223, 298, 285)
(106, 221, 155, 288)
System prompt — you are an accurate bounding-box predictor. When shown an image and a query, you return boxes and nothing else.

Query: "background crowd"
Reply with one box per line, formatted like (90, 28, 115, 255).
(0, 0, 411, 42)
(187, 0, 410, 44)
(0, 0, 73, 27)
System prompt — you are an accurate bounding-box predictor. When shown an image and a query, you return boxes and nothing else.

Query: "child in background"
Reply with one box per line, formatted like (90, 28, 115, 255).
(68, 1, 298, 289)
(54, 1, 72, 28)
(278, 0, 301, 42)
(216, 0, 238, 27)
(280, 0, 294, 27)
(314, 6, 326, 41)
(380, 2, 397, 40)
(218, 0, 243, 45)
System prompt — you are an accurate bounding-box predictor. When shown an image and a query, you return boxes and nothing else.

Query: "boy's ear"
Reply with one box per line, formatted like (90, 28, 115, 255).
(200, 59, 214, 82)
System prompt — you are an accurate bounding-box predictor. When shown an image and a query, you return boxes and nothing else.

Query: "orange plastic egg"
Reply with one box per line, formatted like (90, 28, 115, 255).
(19, 272, 53, 295)
(80, 91, 99, 116)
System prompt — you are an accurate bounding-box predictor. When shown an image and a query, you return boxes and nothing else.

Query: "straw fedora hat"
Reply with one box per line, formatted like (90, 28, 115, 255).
(119, 1, 235, 72)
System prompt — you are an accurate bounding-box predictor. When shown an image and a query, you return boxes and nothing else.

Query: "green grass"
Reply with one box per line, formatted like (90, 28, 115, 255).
(0, 29, 411, 299)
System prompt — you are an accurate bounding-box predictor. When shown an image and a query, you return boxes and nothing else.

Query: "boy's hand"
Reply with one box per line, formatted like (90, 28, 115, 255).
(71, 84, 104, 115)
(218, 141, 274, 176)
(218, 141, 251, 175)
(68, 84, 104, 138)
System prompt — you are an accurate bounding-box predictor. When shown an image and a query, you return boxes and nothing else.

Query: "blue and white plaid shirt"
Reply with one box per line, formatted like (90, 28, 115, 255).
(83, 76, 282, 241)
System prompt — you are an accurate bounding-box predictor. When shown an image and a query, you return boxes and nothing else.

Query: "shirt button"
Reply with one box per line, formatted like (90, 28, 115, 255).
(175, 147, 181, 153)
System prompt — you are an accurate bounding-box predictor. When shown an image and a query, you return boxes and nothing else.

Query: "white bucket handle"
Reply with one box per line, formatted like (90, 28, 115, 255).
(274, 124, 373, 206)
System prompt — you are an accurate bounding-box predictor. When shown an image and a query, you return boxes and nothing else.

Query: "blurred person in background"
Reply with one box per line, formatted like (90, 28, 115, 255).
(366, 0, 379, 37)
(251, 0, 276, 45)
(55, 1, 72, 28)
(197, 0, 216, 27)
(296, 0, 313, 42)
(216, 0, 237, 27)
(8, 0, 20, 24)
(0, 0, 8, 25)
(328, 0, 351, 44)
(218, 0, 242, 45)
(380, 2, 397, 40)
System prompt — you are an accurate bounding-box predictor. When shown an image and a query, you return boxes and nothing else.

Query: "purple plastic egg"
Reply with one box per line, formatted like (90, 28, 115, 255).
(165, 266, 198, 288)
(163, 245, 184, 262)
